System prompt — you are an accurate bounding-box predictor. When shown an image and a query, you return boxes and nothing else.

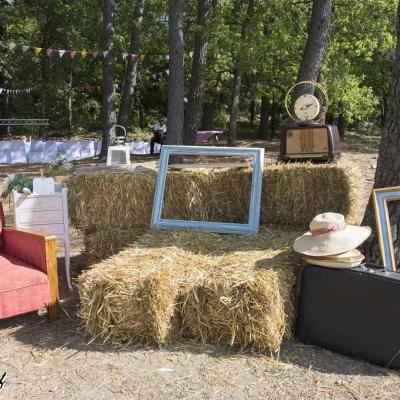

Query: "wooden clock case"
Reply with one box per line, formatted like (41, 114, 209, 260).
(280, 121, 341, 162)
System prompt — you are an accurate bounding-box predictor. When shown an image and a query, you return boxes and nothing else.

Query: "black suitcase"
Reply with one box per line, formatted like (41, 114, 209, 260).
(296, 264, 400, 369)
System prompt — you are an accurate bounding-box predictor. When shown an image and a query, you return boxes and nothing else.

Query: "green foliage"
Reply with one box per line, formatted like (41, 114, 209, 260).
(1, 174, 33, 198)
(44, 154, 73, 177)
(0, 0, 397, 136)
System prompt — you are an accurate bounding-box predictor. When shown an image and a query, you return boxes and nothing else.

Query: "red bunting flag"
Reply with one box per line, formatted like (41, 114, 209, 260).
(69, 51, 77, 59)
(46, 48, 53, 56)
(92, 51, 98, 59)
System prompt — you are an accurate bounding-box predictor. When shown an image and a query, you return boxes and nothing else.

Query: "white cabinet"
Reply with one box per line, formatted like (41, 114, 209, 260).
(12, 184, 72, 290)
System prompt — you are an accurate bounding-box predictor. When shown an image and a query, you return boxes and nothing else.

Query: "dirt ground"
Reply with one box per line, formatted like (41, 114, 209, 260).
(2, 136, 400, 400)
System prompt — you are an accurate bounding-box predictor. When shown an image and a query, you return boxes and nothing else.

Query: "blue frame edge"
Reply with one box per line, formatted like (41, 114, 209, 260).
(150, 145, 264, 234)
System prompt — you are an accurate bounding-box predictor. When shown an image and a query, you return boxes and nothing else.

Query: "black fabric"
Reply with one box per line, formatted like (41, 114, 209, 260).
(296, 264, 400, 369)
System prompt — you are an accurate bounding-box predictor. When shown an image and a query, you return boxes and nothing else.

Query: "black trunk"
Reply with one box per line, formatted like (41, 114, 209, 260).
(258, 95, 270, 139)
(100, 0, 117, 158)
(227, 0, 254, 146)
(200, 102, 216, 130)
(183, 0, 213, 145)
(166, 0, 185, 145)
(362, 2, 400, 264)
(118, 0, 145, 130)
(249, 99, 255, 127)
(337, 112, 345, 139)
(270, 102, 280, 139)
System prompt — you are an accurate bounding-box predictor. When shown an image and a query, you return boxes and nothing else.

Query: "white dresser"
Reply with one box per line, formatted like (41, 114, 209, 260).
(12, 184, 72, 289)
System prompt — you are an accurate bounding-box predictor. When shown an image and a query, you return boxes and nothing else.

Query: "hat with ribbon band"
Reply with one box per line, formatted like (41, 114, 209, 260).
(293, 212, 371, 257)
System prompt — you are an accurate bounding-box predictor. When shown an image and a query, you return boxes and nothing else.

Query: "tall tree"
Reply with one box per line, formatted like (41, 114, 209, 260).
(362, 1, 400, 262)
(166, 0, 184, 145)
(100, 0, 116, 158)
(227, 0, 254, 147)
(258, 95, 270, 139)
(183, 0, 213, 145)
(296, 0, 333, 83)
(118, 0, 145, 130)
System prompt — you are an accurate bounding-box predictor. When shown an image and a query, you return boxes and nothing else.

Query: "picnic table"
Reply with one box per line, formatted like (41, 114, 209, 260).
(196, 130, 221, 144)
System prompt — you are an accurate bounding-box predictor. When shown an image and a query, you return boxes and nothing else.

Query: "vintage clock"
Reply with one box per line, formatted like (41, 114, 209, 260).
(280, 81, 341, 162)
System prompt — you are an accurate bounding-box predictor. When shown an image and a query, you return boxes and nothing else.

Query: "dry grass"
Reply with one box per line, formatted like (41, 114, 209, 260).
(68, 161, 362, 233)
(78, 226, 302, 351)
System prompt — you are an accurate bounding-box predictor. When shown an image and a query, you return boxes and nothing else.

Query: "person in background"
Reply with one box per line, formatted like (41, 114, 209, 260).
(150, 117, 167, 155)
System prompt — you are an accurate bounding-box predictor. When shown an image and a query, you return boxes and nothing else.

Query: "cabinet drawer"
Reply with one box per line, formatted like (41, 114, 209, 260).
(17, 210, 64, 225)
(14, 196, 63, 211)
(18, 223, 66, 236)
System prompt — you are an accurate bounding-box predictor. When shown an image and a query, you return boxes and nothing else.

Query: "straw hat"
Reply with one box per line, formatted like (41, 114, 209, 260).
(293, 213, 371, 257)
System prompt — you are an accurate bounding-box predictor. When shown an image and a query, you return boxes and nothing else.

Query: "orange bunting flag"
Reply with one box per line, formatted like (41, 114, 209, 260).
(34, 47, 42, 56)
(81, 50, 88, 59)
(140, 54, 145, 62)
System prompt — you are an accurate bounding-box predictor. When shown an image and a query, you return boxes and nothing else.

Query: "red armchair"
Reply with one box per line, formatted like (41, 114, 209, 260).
(0, 205, 59, 321)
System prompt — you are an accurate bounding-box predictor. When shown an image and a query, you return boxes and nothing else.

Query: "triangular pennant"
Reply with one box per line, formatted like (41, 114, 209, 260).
(103, 51, 109, 58)
(21, 45, 29, 53)
(8, 42, 16, 50)
(189, 51, 194, 58)
(140, 54, 145, 62)
(112, 51, 120, 58)
(0, 89, 2, 95)
(46, 48, 53, 56)
(69, 50, 77, 59)
(131, 54, 138, 61)
(166, 69, 169, 75)
(81, 50, 88, 59)
(152, 74, 156, 79)
(165, 54, 170, 60)
(122, 53, 128, 60)
(92, 51, 98, 59)
(58, 50, 66, 58)
(34, 47, 42, 56)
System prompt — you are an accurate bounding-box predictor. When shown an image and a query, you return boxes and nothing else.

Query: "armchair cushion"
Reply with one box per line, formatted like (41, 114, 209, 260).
(0, 252, 51, 320)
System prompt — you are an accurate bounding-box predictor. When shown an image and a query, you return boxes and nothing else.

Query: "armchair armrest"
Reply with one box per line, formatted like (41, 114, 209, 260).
(2, 227, 59, 320)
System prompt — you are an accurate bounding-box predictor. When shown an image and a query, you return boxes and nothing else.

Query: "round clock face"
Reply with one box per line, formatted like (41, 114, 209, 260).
(294, 94, 320, 121)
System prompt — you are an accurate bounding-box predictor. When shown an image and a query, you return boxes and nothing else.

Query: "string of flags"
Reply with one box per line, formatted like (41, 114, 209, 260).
(0, 40, 175, 61)
(0, 86, 37, 96)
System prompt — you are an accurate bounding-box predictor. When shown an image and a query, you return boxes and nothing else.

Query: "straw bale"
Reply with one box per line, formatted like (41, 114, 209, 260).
(68, 161, 361, 235)
(83, 227, 149, 264)
(78, 227, 302, 351)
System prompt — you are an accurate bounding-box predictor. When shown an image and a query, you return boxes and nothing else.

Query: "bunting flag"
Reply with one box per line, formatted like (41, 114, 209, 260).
(3, 40, 171, 62)
(0, 86, 36, 96)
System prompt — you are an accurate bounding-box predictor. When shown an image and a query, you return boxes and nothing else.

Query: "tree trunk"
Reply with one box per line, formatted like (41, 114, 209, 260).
(100, 0, 117, 158)
(258, 95, 270, 139)
(39, 53, 50, 137)
(270, 102, 279, 139)
(227, 0, 254, 146)
(183, 0, 213, 145)
(166, 0, 185, 146)
(297, 0, 332, 83)
(289, 0, 333, 122)
(200, 102, 216, 130)
(249, 99, 255, 127)
(118, 0, 145, 130)
(67, 73, 73, 138)
(362, 2, 400, 264)
(337, 112, 345, 139)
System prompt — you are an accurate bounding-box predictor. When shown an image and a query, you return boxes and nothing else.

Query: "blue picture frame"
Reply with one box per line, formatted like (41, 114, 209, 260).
(372, 186, 400, 272)
(151, 145, 264, 234)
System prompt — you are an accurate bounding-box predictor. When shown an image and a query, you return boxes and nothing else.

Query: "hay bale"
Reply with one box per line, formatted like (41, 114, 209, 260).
(83, 227, 149, 264)
(78, 227, 301, 351)
(68, 161, 361, 235)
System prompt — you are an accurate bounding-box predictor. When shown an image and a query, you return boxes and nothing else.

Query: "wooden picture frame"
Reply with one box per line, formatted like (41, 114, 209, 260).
(372, 186, 400, 272)
(151, 145, 264, 234)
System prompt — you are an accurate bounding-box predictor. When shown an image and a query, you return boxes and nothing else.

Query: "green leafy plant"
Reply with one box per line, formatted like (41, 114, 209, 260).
(44, 154, 73, 177)
(1, 174, 33, 199)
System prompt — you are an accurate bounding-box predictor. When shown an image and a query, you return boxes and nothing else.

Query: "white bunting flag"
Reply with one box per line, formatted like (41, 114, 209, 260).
(8, 42, 16, 50)
(21, 45, 29, 53)
(122, 53, 128, 60)
(0, 89, 2, 95)
(166, 69, 169, 75)
(103, 51, 109, 58)
(58, 50, 66, 58)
